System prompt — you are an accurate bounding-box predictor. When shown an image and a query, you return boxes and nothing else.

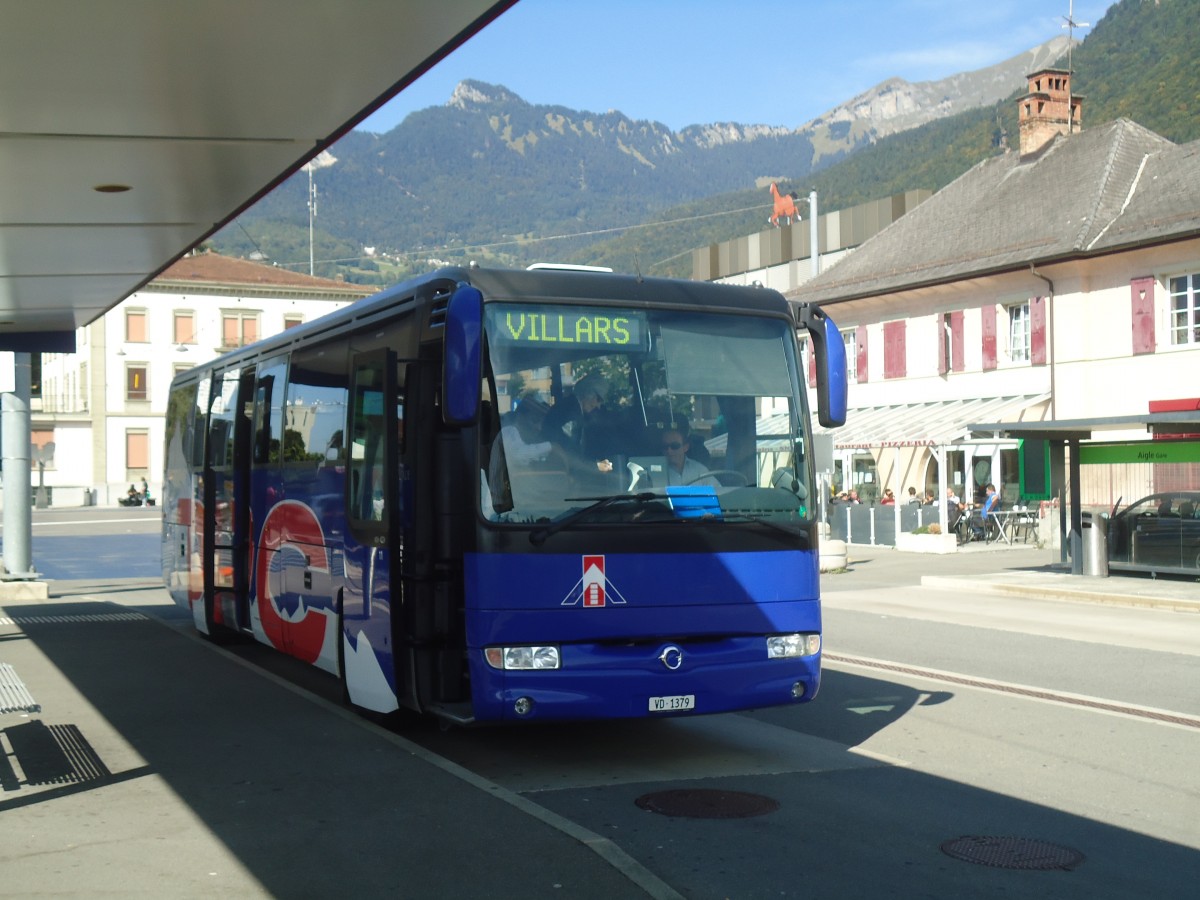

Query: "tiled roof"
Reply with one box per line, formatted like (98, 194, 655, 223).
(788, 119, 1200, 305)
(151, 252, 375, 296)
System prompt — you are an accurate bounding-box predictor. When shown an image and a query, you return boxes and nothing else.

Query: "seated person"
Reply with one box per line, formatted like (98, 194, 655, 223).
(488, 396, 569, 515)
(660, 426, 713, 487)
(969, 483, 1000, 540)
(947, 499, 964, 532)
(495, 397, 554, 469)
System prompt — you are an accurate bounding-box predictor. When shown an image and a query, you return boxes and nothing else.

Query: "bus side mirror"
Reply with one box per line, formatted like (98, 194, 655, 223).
(797, 303, 847, 428)
(443, 282, 483, 426)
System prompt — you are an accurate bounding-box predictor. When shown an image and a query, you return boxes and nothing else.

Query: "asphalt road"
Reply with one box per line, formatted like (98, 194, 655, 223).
(0, 508, 161, 580)
(5, 512, 1198, 898)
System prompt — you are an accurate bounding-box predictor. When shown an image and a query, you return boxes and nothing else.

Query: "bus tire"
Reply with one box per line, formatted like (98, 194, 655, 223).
(200, 593, 238, 645)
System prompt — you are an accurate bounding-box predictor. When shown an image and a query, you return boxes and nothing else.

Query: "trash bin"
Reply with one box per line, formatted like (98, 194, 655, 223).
(1081, 515, 1109, 577)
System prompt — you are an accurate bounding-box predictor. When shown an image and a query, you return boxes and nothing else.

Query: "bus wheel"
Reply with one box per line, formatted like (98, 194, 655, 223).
(200, 592, 239, 645)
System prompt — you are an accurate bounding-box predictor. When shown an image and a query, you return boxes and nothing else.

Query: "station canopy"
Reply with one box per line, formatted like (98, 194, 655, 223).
(0, 0, 514, 352)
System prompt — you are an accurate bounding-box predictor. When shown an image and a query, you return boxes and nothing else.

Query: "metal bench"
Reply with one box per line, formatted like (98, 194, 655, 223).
(0, 662, 41, 714)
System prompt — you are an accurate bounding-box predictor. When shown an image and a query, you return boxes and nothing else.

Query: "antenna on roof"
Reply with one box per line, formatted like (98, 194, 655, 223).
(1061, 0, 1090, 134)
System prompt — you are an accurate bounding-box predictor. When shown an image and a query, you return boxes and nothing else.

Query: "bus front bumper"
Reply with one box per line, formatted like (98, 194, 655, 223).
(469, 636, 821, 722)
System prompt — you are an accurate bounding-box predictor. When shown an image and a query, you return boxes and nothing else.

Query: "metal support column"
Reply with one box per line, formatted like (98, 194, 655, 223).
(1067, 439, 1083, 575)
(2, 353, 36, 578)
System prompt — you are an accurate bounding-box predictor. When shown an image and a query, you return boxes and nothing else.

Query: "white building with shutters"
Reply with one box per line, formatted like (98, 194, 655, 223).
(23, 252, 373, 506)
(786, 70, 1200, 510)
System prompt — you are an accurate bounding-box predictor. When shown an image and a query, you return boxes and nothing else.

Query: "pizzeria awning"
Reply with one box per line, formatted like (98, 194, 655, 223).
(815, 393, 1051, 450)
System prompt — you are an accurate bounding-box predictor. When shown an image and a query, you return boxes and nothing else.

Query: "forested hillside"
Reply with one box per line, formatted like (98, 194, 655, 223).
(594, 0, 1200, 278)
(210, 0, 1198, 283)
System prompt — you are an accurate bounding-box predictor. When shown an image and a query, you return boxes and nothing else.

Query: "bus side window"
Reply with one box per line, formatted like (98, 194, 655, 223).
(348, 353, 394, 539)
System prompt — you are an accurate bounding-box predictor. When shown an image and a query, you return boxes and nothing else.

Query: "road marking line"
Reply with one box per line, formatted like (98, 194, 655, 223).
(825, 652, 1200, 731)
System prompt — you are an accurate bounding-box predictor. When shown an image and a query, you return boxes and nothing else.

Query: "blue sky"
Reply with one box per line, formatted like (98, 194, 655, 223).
(358, 0, 1112, 133)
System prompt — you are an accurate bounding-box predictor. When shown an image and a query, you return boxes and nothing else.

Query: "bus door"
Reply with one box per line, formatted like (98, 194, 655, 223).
(201, 367, 254, 636)
(249, 356, 288, 629)
(343, 351, 409, 713)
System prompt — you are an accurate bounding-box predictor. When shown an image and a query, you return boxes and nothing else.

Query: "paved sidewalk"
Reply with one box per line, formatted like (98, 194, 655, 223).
(0, 581, 672, 899)
(830, 541, 1200, 614)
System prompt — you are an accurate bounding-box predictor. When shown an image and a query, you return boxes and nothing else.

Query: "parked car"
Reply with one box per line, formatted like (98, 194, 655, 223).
(1104, 491, 1200, 575)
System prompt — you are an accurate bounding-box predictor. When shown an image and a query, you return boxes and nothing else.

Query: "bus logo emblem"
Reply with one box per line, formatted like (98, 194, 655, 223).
(561, 555, 628, 608)
(582, 555, 605, 606)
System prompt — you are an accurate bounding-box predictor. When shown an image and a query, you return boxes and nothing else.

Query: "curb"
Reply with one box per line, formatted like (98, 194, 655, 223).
(922, 575, 1200, 614)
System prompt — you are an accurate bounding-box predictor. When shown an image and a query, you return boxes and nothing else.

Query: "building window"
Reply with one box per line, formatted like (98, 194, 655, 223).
(842, 329, 857, 382)
(222, 311, 260, 349)
(126, 309, 148, 342)
(30, 354, 42, 398)
(283, 314, 304, 330)
(1169, 273, 1200, 345)
(1008, 301, 1030, 362)
(126, 365, 148, 401)
(174, 311, 195, 344)
(79, 362, 88, 411)
(32, 429, 55, 470)
(126, 430, 150, 471)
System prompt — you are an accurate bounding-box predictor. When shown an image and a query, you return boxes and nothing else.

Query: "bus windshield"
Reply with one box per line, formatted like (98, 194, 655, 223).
(481, 302, 810, 525)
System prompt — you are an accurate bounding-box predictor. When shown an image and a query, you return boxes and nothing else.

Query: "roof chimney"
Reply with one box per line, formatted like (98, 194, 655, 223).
(1017, 68, 1082, 157)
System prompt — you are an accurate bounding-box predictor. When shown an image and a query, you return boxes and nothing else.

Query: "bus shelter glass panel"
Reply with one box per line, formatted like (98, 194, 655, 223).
(481, 303, 810, 525)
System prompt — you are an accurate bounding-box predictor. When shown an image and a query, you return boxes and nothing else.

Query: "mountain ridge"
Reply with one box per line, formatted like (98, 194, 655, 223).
(211, 0, 1200, 284)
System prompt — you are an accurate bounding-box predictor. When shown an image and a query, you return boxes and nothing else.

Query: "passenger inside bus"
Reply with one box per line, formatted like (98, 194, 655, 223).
(489, 395, 567, 514)
(541, 373, 614, 478)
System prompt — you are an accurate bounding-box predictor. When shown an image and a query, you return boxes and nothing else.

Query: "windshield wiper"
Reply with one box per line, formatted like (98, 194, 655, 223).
(529, 492, 659, 546)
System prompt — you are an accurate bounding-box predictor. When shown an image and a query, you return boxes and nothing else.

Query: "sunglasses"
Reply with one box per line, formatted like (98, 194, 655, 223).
(661, 441, 683, 450)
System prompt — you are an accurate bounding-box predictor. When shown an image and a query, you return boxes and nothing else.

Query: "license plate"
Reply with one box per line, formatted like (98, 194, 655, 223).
(648, 694, 695, 712)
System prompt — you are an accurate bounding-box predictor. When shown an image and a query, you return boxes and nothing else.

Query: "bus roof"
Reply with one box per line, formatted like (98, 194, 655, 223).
(171, 266, 794, 383)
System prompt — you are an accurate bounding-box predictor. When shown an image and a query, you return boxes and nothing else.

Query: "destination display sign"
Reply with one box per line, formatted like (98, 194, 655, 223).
(487, 305, 646, 350)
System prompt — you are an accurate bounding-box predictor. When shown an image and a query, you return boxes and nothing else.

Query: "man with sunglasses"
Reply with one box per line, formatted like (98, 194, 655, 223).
(660, 426, 713, 486)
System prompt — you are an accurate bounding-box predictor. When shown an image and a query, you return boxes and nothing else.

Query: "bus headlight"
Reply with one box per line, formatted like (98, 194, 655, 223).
(766, 633, 821, 659)
(484, 645, 561, 670)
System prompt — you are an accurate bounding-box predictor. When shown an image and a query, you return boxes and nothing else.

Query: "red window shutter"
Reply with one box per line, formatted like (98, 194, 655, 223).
(1131, 277, 1156, 355)
(937, 315, 948, 375)
(807, 342, 816, 387)
(856, 326, 868, 384)
(883, 320, 906, 379)
(1030, 296, 1047, 365)
(950, 311, 965, 371)
(981, 306, 997, 371)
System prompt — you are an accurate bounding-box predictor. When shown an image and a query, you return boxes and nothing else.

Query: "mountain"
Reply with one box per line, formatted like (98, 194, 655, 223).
(803, 35, 1071, 162)
(591, 0, 1200, 277)
(211, 0, 1200, 285)
(210, 37, 1072, 282)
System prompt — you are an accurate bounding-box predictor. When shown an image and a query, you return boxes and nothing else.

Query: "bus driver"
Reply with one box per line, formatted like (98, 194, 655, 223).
(660, 426, 713, 486)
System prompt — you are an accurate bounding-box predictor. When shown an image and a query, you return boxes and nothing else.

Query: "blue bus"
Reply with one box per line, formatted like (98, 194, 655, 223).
(163, 266, 846, 723)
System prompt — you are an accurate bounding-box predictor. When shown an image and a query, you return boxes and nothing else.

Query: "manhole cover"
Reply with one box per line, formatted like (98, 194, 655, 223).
(634, 789, 779, 819)
(940, 835, 1085, 871)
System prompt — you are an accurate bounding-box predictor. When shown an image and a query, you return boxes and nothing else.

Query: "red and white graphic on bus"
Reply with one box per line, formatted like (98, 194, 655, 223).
(582, 555, 605, 607)
(255, 500, 331, 663)
(561, 554, 628, 607)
